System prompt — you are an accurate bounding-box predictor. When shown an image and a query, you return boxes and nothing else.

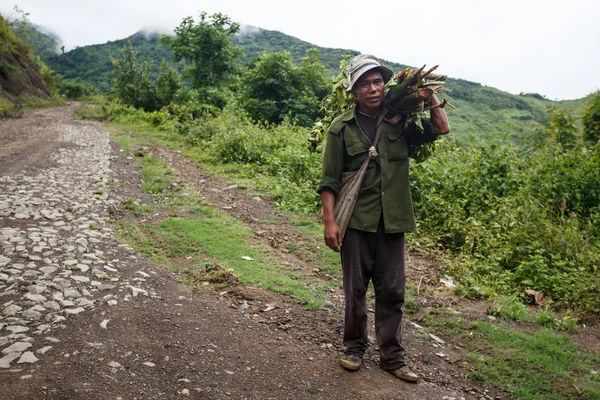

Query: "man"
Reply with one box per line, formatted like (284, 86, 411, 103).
(317, 54, 450, 383)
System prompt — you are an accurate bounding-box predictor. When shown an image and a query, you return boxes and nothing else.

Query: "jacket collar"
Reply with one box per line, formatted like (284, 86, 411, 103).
(342, 104, 388, 125)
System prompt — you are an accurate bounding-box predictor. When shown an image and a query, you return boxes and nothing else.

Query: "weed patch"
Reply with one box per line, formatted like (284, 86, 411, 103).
(423, 313, 600, 400)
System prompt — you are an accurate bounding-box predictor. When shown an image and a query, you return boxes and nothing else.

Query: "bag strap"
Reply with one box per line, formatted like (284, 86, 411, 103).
(368, 122, 385, 160)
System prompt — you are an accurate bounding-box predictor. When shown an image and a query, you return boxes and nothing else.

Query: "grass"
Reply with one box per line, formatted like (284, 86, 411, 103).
(109, 127, 328, 309)
(0, 93, 66, 117)
(423, 312, 600, 400)
(121, 198, 152, 214)
(121, 215, 325, 309)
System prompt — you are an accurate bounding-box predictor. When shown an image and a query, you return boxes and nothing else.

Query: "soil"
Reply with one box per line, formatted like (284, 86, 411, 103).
(1, 104, 597, 399)
(0, 52, 50, 99)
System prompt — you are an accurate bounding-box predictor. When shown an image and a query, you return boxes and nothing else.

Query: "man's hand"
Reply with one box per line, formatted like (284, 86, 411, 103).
(324, 221, 342, 252)
(428, 94, 451, 135)
(321, 189, 342, 252)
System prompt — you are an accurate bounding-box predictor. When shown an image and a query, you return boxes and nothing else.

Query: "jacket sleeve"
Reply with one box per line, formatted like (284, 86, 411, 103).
(317, 126, 344, 196)
(405, 117, 437, 146)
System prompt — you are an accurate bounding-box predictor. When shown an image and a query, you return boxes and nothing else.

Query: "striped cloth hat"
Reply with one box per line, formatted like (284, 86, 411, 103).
(345, 54, 393, 92)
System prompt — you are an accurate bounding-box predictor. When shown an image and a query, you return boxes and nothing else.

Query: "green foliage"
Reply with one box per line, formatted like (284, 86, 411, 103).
(466, 321, 600, 400)
(488, 295, 529, 322)
(411, 120, 600, 316)
(0, 61, 18, 78)
(161, 12, 243, 92)
(174, 104, 321, 212)
(154, 59, 181, 107)
(546, 108, 579, 147)
(0, 93, 65, 117)
(33, 55, 58, 91)
(57, 80, 98, 100)
(0, 95, 16, 116)
(44, 31, 175, 92)
(110, 41, 141, 106)
(22, 24, 61, 61)
(0, 14, 32, 57)
(535, 308, 579, 331)
(241, 49, 329, 127)
(110, 41, 180, 111)
(583, 91, 600, 144)
(31, 20, 591, 144)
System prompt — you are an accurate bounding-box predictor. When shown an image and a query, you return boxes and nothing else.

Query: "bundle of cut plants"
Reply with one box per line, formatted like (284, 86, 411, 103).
(311, 60, 452, 162)
(384, 64, 451, 124)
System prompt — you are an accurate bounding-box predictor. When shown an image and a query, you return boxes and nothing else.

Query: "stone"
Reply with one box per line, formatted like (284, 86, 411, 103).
(129, 286, 148, 297)
(64, 288, 82, 298)
(39, 267, 57, 275)
(6, 326, 30, 334)
(28, 285, 47, 295)
(76, 298, 94, 308)
(36, 346, 52, 355)
(2, 342, 32, 354)
(64, 307, 85, 315)
(143, 362, 156, 367)
(70, 275, 90, 283)
(98, 283, 116, 291)
(74, 264, 89, 273)
(429, 334, 445, 345)
(42, 301, 60, 311)
(3, 304, 22, 316)
(17, 351, 39, 363)
(108, 361, 122, 368)
(0, 352, 21, 368)
(21, 309, 42, 320)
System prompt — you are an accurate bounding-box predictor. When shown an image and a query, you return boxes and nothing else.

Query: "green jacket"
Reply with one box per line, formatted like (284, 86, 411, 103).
(317, 106, 436, 233)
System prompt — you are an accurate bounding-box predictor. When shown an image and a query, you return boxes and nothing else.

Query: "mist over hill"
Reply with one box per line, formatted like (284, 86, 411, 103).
(28, 24, 587, 143)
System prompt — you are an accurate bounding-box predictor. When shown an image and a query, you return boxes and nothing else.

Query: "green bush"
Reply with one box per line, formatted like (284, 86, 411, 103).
(582, 91, 600, 144)
(58, 80, 98, 100)
(411, 127, 600, 316)
(488, 295, 530, 322)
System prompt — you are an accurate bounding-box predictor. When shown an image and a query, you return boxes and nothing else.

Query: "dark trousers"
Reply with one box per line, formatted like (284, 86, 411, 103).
(341, 223, 406, 370)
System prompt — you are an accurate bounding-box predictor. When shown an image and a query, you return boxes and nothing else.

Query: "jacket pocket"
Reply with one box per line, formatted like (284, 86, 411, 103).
(385, 130, 409, 161)
(346, 141, 368, 156)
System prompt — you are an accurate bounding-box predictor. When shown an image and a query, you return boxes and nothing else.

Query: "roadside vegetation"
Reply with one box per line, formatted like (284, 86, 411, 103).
(0, 8, 68, 116)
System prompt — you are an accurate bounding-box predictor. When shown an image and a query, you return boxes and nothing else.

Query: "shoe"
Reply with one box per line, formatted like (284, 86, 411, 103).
(340, 354, 362, 371)
(388, 366, 419, 383)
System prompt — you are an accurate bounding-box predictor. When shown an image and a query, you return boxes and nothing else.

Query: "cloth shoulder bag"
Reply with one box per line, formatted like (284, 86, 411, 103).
(334, 123, 385, 240)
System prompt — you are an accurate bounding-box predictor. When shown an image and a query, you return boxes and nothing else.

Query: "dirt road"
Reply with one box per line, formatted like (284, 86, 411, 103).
(0, 105, 481, 399)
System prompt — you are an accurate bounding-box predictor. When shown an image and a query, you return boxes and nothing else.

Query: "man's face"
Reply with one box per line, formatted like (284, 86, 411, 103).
(354, 70, 385, 115)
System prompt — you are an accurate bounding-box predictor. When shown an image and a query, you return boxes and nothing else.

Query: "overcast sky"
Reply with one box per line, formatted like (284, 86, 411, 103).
(2, 0, 598, 100)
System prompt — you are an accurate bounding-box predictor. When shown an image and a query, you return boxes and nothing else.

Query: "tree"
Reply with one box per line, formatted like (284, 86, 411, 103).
(155, 59, 181, 107)
(110, 41, 140, 107)
(546, 108, 579, 149)
(295, 48, 330, 101)
(110, 41, 180, 111)
(582, 91, 600, 145)
(242, 49, 329, 127)
(161, 12, 243, 91)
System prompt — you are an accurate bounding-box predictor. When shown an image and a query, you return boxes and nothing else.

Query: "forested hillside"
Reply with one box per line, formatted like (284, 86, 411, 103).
(30, 25, 588, 143)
